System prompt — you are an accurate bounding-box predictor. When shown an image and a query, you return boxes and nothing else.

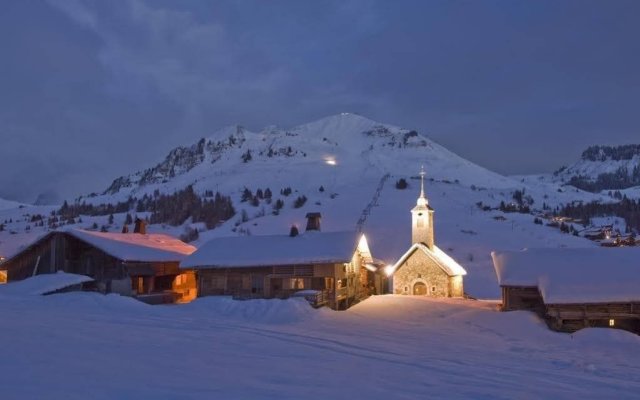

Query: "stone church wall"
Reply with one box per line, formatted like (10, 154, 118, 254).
(393, 249, 451, 296)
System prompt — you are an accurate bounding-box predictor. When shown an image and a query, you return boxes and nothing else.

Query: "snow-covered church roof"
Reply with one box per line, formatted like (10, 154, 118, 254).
(66, 229, 196, 263)
(181, 231, 369, 269)
(492, 248, 640, 304)
(386, 243, 467, 277)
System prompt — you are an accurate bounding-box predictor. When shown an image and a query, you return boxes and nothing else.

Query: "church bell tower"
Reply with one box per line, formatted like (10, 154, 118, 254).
(411, 166, 434, 249)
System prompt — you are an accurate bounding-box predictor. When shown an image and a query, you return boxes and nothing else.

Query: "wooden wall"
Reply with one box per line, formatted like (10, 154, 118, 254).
(2, 233, 59, 281)
(501, 286, 545, 313)
(546, 302, 640, 334)
(501, 285, 640, 335)
(195, 255, 376, 310)
(2, 233, 189, 302)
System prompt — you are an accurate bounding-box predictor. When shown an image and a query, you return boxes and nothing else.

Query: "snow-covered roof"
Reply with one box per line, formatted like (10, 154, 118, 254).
(0, 272, 93, 296)
(492, 248, 640, 304)
(66, 229, 196, 263)
(181, 231, 367, 269)
(387, 243, 467, 277)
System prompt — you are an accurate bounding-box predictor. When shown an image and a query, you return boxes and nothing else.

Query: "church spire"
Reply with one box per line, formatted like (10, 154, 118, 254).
(417, 165, 428, 207)
(411, 165, 434, 248)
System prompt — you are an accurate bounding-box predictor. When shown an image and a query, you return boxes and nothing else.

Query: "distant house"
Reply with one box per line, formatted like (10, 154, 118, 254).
(385, 168, 466, 297)
(0, 220, 197, 304)
(181, 213, 379, 310)
(492, 247, 640, 335)
(582, 225, 613, 241)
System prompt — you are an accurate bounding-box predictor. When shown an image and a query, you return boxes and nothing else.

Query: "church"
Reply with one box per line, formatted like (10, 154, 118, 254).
(386, 168, 467, 297)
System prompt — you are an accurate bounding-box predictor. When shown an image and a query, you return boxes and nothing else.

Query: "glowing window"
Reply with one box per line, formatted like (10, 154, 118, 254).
(609, 319, 615, 327)
(0, 270, 6, 284)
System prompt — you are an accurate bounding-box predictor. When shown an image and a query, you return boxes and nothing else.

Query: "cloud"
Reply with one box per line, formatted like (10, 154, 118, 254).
(1, 0, 639, 201)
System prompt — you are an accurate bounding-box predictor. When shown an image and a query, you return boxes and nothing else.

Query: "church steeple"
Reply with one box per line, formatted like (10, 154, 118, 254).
(411, 166, 434, 249)
(417, 165, 428, 207)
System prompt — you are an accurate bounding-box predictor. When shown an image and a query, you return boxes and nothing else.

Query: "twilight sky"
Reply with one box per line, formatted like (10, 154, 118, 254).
(1, 0, 639, 203)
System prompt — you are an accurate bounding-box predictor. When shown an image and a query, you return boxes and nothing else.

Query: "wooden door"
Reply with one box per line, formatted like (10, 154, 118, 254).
(413, 282, 427, 295)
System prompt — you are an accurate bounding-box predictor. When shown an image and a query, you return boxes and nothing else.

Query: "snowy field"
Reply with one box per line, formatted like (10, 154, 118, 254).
(1, 290, 639, 399)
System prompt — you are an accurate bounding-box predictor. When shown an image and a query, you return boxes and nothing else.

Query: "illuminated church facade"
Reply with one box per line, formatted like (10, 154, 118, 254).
(387, 168, 466, 297)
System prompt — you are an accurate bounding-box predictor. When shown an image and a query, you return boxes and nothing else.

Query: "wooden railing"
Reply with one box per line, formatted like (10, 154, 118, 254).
(304, 289, 332, 308)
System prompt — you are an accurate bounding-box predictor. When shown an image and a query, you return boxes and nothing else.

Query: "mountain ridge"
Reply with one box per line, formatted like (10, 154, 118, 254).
(88, 112, 513, 203)
(553, 144, 640, 192)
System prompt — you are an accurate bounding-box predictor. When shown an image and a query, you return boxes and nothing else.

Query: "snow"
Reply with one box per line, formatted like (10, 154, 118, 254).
(0, 272, 92, 296)
(387, 243, 467, 276)
(66, 228, 196, 262)
(0, 197, 24, 211)
(0, 293, 639, 399)
(182, 231, 363, 268)
(492, 247, 640, 303)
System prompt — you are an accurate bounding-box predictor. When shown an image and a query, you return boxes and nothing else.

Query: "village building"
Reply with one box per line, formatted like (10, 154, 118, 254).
(0, 219, 197, 304)
(385, 168, 466, 297)
(181, 213, 380, 310)
(492, 247, 640, 335)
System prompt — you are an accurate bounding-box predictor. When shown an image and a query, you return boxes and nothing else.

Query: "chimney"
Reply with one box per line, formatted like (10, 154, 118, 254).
(289, 225, 299, 237)
(133, 218, 146, 234)
(121, 225, 129, 234)
(305, 212, 321, 232)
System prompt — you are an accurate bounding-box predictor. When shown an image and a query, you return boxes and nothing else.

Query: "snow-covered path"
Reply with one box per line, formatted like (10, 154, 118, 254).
(1, 293, 638, 399)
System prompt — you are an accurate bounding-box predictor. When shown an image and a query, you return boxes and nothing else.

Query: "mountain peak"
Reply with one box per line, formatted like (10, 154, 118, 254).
(205, 124, 247, 141)
(306, 112, 381, 126)
(292, 113, 395, 138)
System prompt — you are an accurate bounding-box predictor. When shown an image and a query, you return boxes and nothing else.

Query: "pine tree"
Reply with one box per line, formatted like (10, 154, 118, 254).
(293, 195, 307, 209)
(395, 179, 408, 190)
(241, 188, 253, 202)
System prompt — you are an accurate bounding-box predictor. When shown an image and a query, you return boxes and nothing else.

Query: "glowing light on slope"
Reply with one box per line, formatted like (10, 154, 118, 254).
(324, 157, 337, 166)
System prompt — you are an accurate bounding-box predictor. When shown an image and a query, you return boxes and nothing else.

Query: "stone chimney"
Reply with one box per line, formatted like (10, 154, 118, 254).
(305, 212, 321, 232)
(133, 218, 147, 234)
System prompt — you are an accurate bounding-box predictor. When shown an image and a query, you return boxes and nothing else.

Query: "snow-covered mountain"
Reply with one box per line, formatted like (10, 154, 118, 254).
(0, 197, 24, 212)
(544, 145, 640, 192)
(89, 113, 513, 204)
(0, 114, 628, 298)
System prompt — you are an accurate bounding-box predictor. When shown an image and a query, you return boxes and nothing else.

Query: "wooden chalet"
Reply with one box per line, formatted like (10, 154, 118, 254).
(492, 248, 640, 335)
(181, 213, 380, 310)
(0, 220, 197, 304)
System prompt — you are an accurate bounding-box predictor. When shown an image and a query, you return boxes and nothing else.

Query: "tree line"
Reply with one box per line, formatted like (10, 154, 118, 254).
(59, 186, 235, 229)
(559, 197, 640, 232)
(568, 165, 640, 192)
